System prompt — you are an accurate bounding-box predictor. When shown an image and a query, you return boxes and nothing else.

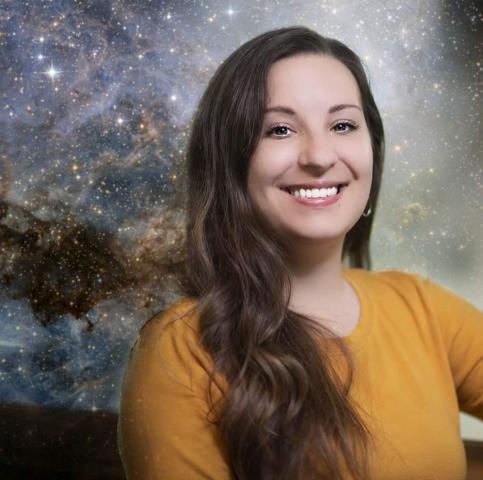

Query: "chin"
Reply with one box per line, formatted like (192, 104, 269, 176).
(284, 227, 347, 244)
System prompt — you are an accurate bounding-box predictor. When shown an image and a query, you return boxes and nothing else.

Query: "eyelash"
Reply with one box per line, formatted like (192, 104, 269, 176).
(266, 120, 358, 138)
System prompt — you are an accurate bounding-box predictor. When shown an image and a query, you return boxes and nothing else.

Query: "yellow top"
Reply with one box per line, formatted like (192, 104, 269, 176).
(118, 269, 483, 479)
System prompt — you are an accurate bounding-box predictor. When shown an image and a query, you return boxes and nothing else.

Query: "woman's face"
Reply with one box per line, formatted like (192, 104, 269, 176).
(247, 54, 373, 249)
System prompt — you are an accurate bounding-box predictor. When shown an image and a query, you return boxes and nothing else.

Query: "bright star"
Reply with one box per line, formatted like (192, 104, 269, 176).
(47, 66, 58, 78)
(226, 5, 239, 19)
(43, 63, 62, 80)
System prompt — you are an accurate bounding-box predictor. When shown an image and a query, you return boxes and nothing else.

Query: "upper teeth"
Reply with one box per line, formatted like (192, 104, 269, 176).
(290, 186, 338, 198)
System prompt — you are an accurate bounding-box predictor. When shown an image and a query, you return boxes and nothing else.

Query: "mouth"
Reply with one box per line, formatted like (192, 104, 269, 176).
(279, 183, 347, 197)
(276, 183, 348, 208)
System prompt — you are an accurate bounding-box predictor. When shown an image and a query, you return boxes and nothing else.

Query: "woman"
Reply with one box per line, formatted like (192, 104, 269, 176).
(118, 26, 483, 480)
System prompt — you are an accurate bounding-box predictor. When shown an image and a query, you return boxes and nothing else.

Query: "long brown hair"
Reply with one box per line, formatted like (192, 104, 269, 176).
(178, 26, 385, 479)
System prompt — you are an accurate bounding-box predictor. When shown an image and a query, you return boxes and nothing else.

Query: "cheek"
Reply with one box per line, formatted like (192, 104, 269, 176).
(341, 144, 372, 181)
(248, 146, 284, 186)
(354, 134, 373, 176)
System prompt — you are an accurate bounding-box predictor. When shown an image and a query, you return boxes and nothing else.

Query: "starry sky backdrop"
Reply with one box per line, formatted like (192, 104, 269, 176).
(0, 0, 481, 422)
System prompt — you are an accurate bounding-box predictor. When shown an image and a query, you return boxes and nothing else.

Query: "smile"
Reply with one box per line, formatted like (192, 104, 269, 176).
(279, 185, 347, 207)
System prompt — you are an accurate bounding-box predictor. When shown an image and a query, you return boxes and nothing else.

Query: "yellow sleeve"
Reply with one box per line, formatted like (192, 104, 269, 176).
(117, 300, 232, 479)
(420, 275, 483, 420)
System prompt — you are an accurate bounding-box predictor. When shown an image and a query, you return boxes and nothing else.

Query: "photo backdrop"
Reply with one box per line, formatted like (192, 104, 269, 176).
(0, 0, 481, 437)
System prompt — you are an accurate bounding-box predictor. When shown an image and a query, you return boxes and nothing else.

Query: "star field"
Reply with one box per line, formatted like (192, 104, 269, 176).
(0, 0, 481, 415)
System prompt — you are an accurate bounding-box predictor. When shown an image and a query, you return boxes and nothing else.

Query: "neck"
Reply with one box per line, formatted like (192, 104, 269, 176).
(286, 237, 348, 314)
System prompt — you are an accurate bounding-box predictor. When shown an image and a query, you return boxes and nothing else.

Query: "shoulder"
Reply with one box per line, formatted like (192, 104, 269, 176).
(126, 297, 202, 386)
(128, 297, 227, 395)
(344, 267, 427, 299)
(344, 267, 462, 316)
(358, 269, 479, 309)
(344, 267, 481, 324)
(345, 266, 421, 283)
(138, 297, 199, 346)
(133, 296, 204, 363)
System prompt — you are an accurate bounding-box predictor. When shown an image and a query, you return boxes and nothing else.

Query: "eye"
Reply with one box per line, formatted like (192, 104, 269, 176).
(266, 124, 293, 138)
(266, 120, 358, 138)
(332, 120, 358, 133)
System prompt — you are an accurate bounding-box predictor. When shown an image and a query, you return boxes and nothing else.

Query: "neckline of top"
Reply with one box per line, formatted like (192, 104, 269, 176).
(329, 268, 375, 352)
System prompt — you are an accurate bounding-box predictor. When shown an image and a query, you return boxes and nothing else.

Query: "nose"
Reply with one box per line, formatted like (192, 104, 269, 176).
(298, 133, 338, 171)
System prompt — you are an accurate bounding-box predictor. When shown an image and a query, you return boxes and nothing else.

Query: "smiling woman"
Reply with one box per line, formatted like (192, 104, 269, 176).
(117, 26, 483, 480)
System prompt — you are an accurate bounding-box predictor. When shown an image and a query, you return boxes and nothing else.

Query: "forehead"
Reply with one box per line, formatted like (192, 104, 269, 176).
(266, 54, 362, 107)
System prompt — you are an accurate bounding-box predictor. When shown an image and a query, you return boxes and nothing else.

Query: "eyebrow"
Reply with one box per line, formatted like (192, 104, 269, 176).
(264, 104, 362, 115)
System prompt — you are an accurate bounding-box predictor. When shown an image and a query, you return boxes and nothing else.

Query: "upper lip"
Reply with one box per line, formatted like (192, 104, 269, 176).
(279, 180, 349, 191)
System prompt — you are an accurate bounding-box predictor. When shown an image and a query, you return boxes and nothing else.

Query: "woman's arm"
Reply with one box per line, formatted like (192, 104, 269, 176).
(422, 276, 483, 420)
(117, 301, 231, 479)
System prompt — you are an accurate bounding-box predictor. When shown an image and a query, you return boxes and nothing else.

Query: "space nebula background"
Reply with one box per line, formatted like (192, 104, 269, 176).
(0, 0, 481, 433)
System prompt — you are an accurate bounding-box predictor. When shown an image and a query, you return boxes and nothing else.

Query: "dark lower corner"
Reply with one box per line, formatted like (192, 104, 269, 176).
(0, 404, 482, 479)
(0, 403, 125, 480)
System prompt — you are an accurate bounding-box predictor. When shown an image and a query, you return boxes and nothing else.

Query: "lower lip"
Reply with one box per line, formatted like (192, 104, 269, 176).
(281, 186, 345, 207)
